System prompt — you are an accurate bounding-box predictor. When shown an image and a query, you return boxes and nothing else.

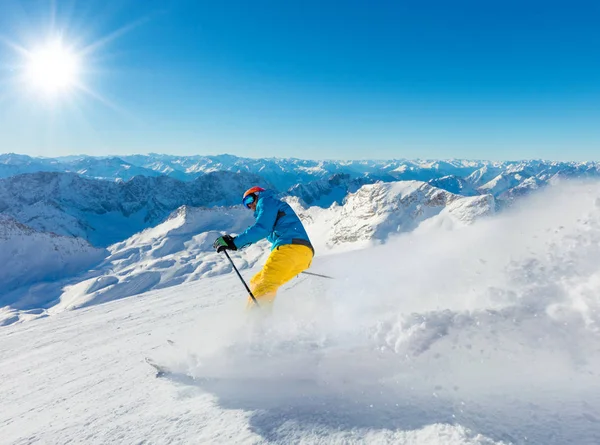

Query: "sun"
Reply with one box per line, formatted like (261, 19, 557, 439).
(7, 14, 145, 108)
(25, 40, 80, 95)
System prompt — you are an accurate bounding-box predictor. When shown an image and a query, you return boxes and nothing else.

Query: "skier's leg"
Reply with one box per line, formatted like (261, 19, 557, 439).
(247, 245, 313, 310)
(246, 250, 289, 310)
(246, 269, 271, 310)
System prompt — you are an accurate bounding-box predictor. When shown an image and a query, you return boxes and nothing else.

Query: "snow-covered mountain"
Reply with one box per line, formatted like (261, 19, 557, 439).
(0, 153, 61, 178)
(474, 162, 600, 204)
(123, 154, 397, 189)
(478, 171, 531, 196)
(66, 156, 163, 181)
(465, 164, 508, 188)
(0, 216, 106, 324)
(0, 215, 106, 291)
(113, 155, 504, 190)
(428, 175, 480, 196)
(3, 153, 600, 204)
(286, 173, 376, 207)
(0, 171, 272, 247)
(387, 159, 486, 182)
(298, 181, 494, 247)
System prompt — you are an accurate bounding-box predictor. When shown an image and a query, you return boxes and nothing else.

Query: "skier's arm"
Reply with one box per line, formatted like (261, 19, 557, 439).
(233, 198, 278, 249)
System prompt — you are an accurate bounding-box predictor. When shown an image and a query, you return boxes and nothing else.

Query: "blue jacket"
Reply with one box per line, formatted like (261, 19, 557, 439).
(234, 190, 313, 252)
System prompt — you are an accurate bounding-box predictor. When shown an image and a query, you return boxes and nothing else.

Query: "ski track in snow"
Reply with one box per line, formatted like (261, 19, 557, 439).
(2, 182, 600, 444)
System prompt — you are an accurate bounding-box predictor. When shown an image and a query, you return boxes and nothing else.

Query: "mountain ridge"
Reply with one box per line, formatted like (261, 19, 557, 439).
(0, 170, 272, 247)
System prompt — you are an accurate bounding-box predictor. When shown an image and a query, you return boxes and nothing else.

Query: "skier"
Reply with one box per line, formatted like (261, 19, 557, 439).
(213, 186, 314, 310)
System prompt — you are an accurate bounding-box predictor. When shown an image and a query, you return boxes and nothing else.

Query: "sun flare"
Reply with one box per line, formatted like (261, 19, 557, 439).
(25, 40, 80, 95)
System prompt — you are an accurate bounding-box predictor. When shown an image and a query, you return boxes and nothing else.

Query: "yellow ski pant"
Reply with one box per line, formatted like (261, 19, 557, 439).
(247, 244, 313, 309)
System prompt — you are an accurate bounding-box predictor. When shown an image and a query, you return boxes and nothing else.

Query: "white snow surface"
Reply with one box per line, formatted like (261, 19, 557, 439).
(1, 182, 600, 444)
(0, 216, 107, 324)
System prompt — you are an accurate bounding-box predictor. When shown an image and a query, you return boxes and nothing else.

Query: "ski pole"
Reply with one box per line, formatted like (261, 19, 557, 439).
(301, 271, 335, 280)
(223, 250, 260, 308)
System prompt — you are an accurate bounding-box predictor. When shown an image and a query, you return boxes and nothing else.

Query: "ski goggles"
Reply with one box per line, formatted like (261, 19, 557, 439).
(243, 194, 256, 209)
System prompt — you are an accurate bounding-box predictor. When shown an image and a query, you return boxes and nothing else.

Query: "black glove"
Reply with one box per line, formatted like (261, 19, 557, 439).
(213, 235, 237, 253)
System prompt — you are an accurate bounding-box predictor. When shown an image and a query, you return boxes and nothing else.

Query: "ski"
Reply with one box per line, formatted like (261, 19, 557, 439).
(145, 357, 173, 378)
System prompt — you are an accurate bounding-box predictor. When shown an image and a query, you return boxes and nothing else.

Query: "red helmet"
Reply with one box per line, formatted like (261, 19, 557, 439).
(242, 186, 265, 208)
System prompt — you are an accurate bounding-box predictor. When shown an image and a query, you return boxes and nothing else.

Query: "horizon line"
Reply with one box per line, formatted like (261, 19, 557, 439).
(1, 151, 598, 164)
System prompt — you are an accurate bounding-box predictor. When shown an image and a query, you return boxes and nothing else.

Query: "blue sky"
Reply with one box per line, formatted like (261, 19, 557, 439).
(0, 0, 599, 160)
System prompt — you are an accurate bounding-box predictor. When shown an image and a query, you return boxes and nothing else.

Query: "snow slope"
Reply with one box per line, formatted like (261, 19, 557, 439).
(0, 216, 107, 325)
(0, 216, 105, 291)
(51, 206, 265, 314)
(1, 181, 600, 444)
(0, 206, 262, 326)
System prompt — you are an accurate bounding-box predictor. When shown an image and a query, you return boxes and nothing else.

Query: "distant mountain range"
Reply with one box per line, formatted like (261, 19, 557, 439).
(2, 153, 599, 204)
